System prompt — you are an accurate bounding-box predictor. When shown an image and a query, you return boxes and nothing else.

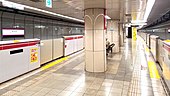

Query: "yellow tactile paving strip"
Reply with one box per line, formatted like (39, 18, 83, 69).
(145, 47, 150, 53)
(41, 56, 70, 70)
(138, 36, 161, 79)
(148, 61, 160, 79)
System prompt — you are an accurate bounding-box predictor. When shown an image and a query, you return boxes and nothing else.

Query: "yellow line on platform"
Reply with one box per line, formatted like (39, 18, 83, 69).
(148, 61, 160, 79)
(145, 47, 150, 53)
(41, 56, 70, 70)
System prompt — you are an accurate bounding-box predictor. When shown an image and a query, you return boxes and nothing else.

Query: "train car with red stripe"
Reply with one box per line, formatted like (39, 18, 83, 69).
(138, 29, 170, 91)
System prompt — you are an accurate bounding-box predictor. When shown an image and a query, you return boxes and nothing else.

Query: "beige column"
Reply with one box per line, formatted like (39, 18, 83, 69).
(84, 8, 107, 72)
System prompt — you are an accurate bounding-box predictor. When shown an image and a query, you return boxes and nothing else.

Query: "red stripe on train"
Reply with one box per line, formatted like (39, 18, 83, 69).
(65, 37, 74, 40)
(163, 44, 170, 52)
(77, 36, 83, 39)
(0, 41, 39, 50)
(65, 36, 83, 40)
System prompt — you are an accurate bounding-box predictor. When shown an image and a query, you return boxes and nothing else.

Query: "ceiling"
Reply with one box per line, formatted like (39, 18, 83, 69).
(147, 0, 170, 25)
(124, 0, 147, 21)
(7, 0, 145, 20)
(2, 0, 155, 24)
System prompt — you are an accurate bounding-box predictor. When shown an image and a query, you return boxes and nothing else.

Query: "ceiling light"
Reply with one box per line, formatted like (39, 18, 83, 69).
(131, 20, 147, 26)
(130, 23, 147, 26)
(131, 20, 145, 23)
(168, 29, 170, 32)
(144, 0, 156, 22)
(2, 0, 24, 10)
(0, 0, 84, 22)
(105, 15, 111, 19)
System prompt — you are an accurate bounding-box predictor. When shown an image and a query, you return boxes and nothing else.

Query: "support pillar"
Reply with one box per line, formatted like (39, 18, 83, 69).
(84, 8, 107, 72)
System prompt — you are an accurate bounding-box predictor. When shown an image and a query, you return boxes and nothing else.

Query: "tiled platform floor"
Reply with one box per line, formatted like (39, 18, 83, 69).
(0, 39, 166, 96)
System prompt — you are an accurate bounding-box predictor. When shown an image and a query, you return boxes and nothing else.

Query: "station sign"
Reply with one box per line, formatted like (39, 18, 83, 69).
(2, 28, 25, 37)
(46, 0, 52, 8)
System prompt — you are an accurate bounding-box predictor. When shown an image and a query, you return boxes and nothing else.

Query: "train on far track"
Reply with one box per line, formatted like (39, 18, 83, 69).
(138, 29, 170, 91)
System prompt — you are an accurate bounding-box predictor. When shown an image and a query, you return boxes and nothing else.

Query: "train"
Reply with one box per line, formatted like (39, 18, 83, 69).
(0, 6, 84, 83)
(40, 35, 84, 65)
(0, 35, 84, 83)
(138, 31, 170, 91)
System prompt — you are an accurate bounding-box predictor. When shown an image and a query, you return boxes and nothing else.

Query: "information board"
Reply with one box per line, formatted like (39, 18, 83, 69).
(2, 28, 24, 37)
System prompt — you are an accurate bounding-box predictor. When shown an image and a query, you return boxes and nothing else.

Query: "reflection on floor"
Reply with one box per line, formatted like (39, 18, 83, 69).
(0, 39, 166, 96)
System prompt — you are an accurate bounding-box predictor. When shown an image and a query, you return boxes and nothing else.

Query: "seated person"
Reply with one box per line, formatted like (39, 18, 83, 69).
(106, 39, 115, 55)
(106, 39, 110, 55)
(106, 39, 110, 49)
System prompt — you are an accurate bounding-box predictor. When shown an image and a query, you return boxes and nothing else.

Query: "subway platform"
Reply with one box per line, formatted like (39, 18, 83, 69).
(0, 38, 166, 96)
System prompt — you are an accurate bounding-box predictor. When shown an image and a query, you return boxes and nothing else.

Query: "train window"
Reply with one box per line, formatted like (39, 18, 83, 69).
(41, 19, 48, 40)
(58, 27, 64, 38)
(53, 24, 58, 39)
(14, 14, 25, 40)
(71, 28, 75, 35)
(14, 14, 25, 28)
(25, 16, 34, 39)
(2, 12, 15, 41)
(69, 28, 73, 34)
(2, 12, 14, 28)
(64, 27, 71, 36)
(0, 12, 84, 41)
(72, 28, 78, 35)
(81, 28, 85, 35)
(40, 19, 53, 40)
(47, 20, 53, 39)
(33, 17, 41, 39)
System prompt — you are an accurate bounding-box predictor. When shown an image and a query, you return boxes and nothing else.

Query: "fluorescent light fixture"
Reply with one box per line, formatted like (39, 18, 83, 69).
(144, 0, 156, 22)
(129, 20, 147, 28)
(130, 23, 147, 26)
(2, 1, 24, 10)
(168, 29, 170, 32)
(0, 0, 84, 22)
(131, 20, 147, 25)
(105, 15, 111, 19)
(35, 25, 45, 28)
(131, 20, 145, 23)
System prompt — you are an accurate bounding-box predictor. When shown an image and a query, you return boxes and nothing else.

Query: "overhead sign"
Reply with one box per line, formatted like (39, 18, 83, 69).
(2, 28, 25, 36)
(46, 0, 52, 8)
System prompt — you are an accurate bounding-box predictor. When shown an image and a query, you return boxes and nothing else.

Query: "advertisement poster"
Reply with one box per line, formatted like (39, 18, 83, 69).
(31, 48, 38, 63)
